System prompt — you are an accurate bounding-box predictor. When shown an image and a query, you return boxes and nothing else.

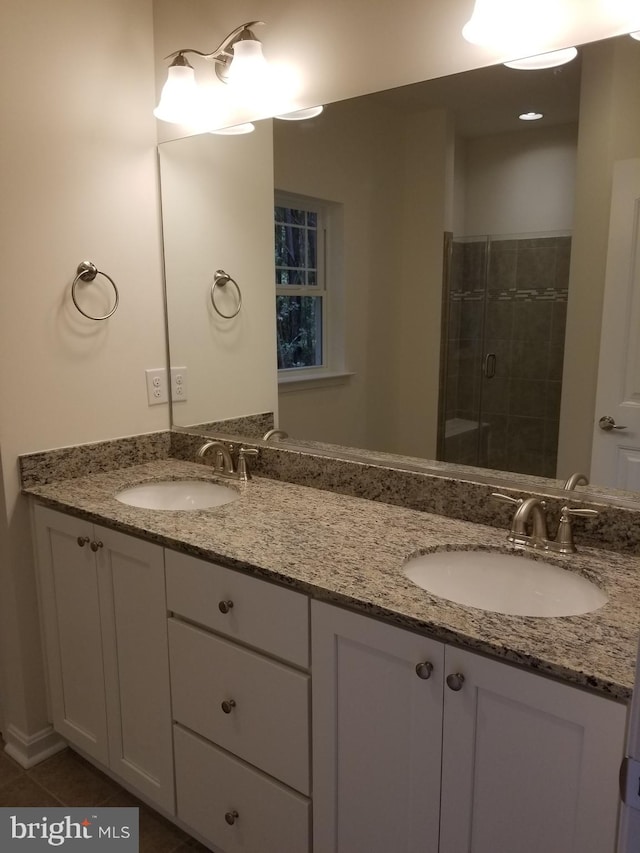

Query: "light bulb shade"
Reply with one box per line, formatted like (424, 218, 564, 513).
(276, 105, 324, 121)
(153, 64, 200, 124)
(227, 39, 269, 89)
(504, 47, 577, 70)
(462, 0, 563, 55)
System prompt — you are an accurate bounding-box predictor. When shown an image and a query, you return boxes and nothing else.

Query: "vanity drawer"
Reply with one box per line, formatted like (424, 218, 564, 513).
(168, 618, 310, 794)
(174, 724, 310, 853)
(165, 549, 309, 667)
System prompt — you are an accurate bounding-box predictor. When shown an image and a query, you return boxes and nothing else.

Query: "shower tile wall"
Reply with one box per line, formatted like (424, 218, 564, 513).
(443, 235, 570, 478)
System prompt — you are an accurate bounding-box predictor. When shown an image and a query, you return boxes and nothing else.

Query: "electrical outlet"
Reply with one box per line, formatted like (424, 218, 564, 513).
(145, 368, 168, 405)
(171, 366, 188, 402)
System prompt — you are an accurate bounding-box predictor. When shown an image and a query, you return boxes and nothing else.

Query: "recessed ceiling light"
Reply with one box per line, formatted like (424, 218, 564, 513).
(519, 111, 544, 121)
(505, 47, 578, 70)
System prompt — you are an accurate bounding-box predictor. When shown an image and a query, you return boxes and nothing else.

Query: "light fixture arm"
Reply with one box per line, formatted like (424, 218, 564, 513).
(165, 21, 265, 82)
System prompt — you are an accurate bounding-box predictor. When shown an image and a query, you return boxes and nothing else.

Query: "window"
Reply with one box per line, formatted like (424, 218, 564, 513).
(275, 194, 326, 372)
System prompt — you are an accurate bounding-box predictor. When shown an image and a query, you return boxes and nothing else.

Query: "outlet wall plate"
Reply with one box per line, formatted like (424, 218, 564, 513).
(145, 368, 168, 405)
(170, 366, 188, 402)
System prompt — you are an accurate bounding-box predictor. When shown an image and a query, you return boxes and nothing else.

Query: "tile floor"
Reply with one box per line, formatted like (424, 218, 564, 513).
(0, 737, 208, 852)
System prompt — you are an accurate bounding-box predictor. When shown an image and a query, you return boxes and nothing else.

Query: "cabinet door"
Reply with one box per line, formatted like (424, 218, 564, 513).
(440, 646, 627, 853)
(312, 601, 444, 853)
(96, 526, 174, 814)
(34, 505, 109, 764)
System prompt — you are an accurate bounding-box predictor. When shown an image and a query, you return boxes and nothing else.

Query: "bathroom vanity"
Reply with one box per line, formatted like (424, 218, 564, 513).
(25, 455, 638, 853)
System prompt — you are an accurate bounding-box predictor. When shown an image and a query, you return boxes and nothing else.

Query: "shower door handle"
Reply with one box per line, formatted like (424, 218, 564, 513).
(483, 353, 496, 379)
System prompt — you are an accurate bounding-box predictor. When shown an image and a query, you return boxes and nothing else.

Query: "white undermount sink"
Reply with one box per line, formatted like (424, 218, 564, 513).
(402, 549, 608, 617)
(115, 480, 239, 511)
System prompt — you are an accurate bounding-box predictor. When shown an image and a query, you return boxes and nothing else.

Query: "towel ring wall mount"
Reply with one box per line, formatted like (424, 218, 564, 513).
(71, 261, 119, 321)
(210, 269, 242, 319)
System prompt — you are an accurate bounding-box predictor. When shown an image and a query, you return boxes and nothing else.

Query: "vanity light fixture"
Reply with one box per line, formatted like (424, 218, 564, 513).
(519, 111, 544, 121)
(154, 21, 274, 126)
(462, 0, 565, 58)
(504, 47, 578, 70)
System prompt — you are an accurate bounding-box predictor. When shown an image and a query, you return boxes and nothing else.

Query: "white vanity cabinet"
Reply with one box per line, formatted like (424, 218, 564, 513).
(165, 550, 311, 853)
(33, 504, 174, 813)
(312, 601, 627, 853)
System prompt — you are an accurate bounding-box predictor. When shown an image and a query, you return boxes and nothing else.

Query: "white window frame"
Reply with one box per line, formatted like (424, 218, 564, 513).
(275, 190, 349, 389)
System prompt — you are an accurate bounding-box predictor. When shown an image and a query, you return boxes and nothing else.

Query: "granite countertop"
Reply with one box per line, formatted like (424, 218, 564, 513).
(24, 458, 640, 702)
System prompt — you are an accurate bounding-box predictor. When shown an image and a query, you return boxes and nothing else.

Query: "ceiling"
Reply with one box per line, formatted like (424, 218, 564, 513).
(365, 52, 582, 137)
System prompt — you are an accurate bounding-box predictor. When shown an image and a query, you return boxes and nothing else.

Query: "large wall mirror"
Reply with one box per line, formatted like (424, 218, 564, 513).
(159, 31, 640, 505)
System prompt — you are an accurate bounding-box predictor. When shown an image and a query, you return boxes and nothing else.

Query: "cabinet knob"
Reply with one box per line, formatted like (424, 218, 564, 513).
(446, 672, 465, 691)
(221, 699, 236, 714)
(76, 536, 90, 547)
(224, 810, 239, 826)
(415, 661, 434, 680)
(218, 599, 234, 614)
(90, 540, 103, 552)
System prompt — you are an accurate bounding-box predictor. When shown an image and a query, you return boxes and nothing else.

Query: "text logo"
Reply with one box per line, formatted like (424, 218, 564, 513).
(0, 808, 138, 850)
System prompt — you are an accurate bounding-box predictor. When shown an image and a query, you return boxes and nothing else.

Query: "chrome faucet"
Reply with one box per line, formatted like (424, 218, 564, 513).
(263, 428, 289, 441)
(563, 472, 589, 490)
(492, 492, 598, 554)
(196, 440, 258, 482)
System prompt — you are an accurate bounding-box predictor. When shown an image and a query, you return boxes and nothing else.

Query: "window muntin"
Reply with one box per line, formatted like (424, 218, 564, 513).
(275, 195, 326, 372)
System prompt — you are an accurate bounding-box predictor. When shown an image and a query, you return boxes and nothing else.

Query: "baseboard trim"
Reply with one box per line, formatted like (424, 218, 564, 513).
(3, 723, 66, 768)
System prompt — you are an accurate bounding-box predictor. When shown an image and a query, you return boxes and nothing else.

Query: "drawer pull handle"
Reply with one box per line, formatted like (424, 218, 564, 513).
(218, 599, 234, 614)
(446, 672, 465, 691)
(221, 699, 236, 714)
(225, 810, 239, 826)
(77, 536, 90, 547)
(415, 661, 434, 680)
(90, 540, 103, 552)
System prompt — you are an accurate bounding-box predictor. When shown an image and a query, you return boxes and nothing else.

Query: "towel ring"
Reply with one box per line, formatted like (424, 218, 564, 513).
(71, 261, 119, 321)
(210, 269, 242, 319)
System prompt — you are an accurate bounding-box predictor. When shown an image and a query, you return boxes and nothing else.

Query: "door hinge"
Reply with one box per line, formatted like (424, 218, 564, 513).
(620, 757, 640, 810)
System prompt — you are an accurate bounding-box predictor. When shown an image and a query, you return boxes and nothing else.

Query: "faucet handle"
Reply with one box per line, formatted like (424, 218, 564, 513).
(237, 446, 259, 481)
(491, 492, 523, 506)
(555, 505, 599, 553)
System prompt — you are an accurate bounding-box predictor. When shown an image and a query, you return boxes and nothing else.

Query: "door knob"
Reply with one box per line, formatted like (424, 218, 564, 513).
(90, 540, 103, 552)
(221, 699, 236, 714)
(76, 536, 90, 547)
(599, 416, 627, 431)
(415, 661, 434, 680)
(224, 810, 239, 825)
(218, 599, 234, 614)
(446, 672, 465, 691)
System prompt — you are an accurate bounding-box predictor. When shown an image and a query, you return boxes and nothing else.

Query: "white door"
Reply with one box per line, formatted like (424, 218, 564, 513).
(618, 635, 640, 853)
(590, 159, 640, 489)
(311, 601, 444, 853)
(440, 646, 626, 853)
(34, 505, 109, 764)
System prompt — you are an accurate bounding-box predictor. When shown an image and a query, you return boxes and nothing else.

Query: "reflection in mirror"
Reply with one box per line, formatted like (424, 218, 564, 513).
(159, 33, 640, 504)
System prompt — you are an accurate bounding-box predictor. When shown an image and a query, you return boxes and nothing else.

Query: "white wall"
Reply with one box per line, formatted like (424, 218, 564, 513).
(160, 123, 278, 428)
(274, 98, 450, 457)
(0, 0, 165, 750)
(557, 37, 640, 476)
(461, 124, 578, 236)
